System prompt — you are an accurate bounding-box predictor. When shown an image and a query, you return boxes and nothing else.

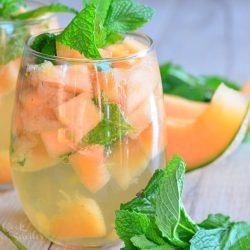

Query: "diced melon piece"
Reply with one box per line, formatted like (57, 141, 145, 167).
(20, 90, 61, 133)
(27, 61, 92, 94)
(114, 58, 160, 114)
(40, 129, 74, 158)
(56, 42, 85, 59)
(50, 196, 106, 239)
(0, 58, 20, 95)
(166, 84, 250, 169)
(127, 96, 153, 136)
(0, 150, 12, 184)
(123, 36, 147, 54)
(12, 142, 58, 172)
(164, 95, 208, 120)
(56, 92, 102, 142)
(107, 137, 150, 190)
(69, 145, 110, 193)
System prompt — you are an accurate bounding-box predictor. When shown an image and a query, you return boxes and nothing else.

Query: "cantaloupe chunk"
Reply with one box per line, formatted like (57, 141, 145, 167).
(40, 129, 74, 158)
(50, 196, 106, 239)
(166, 84, 250, 169)
(0, 58, 20, 95)
(0, 150, 12, 184)
(12, 141, 58, 172)
(27, 61, 92, 94)
(69, 145, 110, 193)
(164, 95, 208, 120)
(56, 92, 102, 143)
(20, 90, 61, 133)
(107, 137, 150, 190)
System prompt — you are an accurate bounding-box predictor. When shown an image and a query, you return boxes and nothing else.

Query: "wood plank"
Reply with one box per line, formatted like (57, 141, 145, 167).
(0, 191, 51, 250)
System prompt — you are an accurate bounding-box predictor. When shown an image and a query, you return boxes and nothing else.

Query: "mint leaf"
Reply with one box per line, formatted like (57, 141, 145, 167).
(31, 33, 56, 56)
(0, 224, 28, 250)
(115, 210, 150, 249)
(155, 155, 188, 248)
(0, 0, 26, 19)
(222, 222, 250, 249)
(12, 3, 78, 20)
(82, 103, 132, 146)
(199, 214, 231, 230)
(104, 0, 154, 33)
(56, 3, 101, 59)
(190, 228, 227, 249)
(131, 235, 158, 249)
(160, 62, 240, 102)
(0, 25, 28, 64)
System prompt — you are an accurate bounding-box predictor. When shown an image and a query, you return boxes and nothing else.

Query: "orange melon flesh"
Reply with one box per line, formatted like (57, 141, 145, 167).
(107, 136, 150, 190)
(164, 95, 208, 120)
(27, 61, 92, 94)
(41, 129, 73, 158)
(241, 80, 250, 130)
(166, 84, 250, 169)
(0, 150, 12, 184)
(50, 196, 106, 239)
(0, 58, 20, 95)
(69, 145, 110, 193)
(56, 92, 102, 143)
(13, 142, 58, 172)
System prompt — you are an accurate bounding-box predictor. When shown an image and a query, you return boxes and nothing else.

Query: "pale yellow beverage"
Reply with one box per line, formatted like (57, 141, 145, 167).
(11, 32, 165, 247)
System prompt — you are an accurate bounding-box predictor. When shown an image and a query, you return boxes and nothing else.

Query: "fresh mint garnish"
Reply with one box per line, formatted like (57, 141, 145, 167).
(82, 102, 133, 146)
(56, 0, 154, 58)
(0, 0, 26, 19)
(116, 155, 250, 249)
(160, 62, 240, 102)
(12, 3, 78, 20)
(0, 224, 28, 250)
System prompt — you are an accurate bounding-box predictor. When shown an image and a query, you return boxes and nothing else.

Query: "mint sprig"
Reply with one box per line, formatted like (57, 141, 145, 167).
(116, 156, 250, 249)
(0, 0, 26, 19)
(0, 224, 28, 250)
(56, 0, 154, 59)
(12, 3, 78, 20)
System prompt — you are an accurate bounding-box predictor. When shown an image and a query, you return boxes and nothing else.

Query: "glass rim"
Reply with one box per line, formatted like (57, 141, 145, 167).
(0, 0, 55, 26)
(25, 29, 155, 64)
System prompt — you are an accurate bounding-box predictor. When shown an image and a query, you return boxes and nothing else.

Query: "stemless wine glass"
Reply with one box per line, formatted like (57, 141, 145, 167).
(11, 31, 166, 247)
(0, 0, 58, 188)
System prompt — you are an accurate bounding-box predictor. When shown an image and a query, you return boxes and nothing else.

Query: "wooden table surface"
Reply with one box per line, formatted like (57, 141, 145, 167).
(1, 0, 250, 249)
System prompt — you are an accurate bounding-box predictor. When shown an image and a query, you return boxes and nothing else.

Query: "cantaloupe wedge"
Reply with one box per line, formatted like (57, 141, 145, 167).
(166, 84, 250, 169)
(55, 92, 102, 143)
(69, 145, 110, 193)
(164, 95, 208, 120)
(27, 61, 92, 94)
(0, 150, 12, 184)
(107, 137, 150, 190)
(50, 196, 106, 239)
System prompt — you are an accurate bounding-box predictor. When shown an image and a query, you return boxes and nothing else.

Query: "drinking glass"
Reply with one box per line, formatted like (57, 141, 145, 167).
(11, 31, 165, 247)
(0, 0, 58, 188)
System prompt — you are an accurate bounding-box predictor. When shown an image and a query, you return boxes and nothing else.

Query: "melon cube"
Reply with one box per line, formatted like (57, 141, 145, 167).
(107, 137, 150, 190)
(0, 150, 12, 184)
(69, 145, 110, 193)
(56, 92, 102, 142)
(50, 196, 106, 239)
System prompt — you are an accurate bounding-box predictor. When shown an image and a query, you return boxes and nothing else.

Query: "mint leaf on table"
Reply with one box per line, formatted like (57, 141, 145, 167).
(12, 3, 78, 20)
(0, 224, 28, 250)
(160, 62, 240, 102)
(199, 213, 231, 229)
(82, 102, 132, 146)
